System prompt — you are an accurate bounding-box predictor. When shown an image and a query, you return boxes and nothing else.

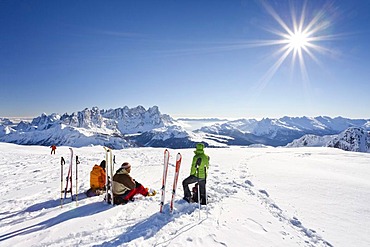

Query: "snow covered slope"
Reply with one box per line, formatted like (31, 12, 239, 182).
(0, 143, 369, 246)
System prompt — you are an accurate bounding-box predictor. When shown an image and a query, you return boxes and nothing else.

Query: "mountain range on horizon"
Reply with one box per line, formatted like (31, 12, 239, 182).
(0, 105, 369, 152)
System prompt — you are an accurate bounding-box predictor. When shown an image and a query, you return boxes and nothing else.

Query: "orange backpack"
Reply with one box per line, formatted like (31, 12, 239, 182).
(90, 165, 106, 189)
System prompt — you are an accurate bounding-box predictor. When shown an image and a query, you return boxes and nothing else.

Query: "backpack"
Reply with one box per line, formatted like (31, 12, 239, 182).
(191, 183, 199, 203)
(86, 188, 104, 197)
(191, 183, 207, 205)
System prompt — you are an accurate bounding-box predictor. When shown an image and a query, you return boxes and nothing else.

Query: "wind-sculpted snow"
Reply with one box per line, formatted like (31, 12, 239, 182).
(1, 144, 369, 246)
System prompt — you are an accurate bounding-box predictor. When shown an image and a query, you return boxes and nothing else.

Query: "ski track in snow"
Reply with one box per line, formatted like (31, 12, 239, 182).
(1, 145, 365, 246)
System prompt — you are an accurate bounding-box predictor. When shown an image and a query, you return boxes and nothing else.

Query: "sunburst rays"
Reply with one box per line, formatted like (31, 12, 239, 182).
(255, 0, 336, 88)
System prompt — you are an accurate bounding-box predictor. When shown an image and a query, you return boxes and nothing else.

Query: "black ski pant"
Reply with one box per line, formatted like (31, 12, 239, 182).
(182, 175, 206, 201)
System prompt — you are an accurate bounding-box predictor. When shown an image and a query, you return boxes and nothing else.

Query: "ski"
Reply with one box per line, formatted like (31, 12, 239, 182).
(64, 148, 73, 201)
(113, 155, 116, 172)
(169, 152, 182, 213)
(60, 157, 65, 207)
(104, 147, 114, 205)
(160, 149, 170, 213)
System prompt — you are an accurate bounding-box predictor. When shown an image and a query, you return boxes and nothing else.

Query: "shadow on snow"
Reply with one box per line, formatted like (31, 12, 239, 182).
(95, 200, 200, 247)
(0, 201, 109, 242)
(0, 192, 88, 226)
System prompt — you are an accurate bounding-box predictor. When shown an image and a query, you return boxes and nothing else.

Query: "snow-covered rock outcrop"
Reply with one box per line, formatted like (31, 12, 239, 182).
(286, 134, 335, 148)
(327, 127, 369, 152)
(286, 127, 369, 153)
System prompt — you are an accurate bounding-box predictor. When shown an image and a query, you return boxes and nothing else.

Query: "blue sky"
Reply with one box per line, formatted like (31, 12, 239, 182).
(1, 0, 370, 119)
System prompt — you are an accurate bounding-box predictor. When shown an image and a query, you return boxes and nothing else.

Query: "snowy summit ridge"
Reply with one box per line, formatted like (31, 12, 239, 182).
(0, 106, 184, 149)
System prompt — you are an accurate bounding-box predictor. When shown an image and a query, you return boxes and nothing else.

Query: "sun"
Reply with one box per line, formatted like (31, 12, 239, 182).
(287, 30, 310, 52)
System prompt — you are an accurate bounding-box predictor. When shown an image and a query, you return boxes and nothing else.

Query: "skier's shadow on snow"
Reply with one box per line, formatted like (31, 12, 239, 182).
(95, 202, 199, 247)
(0, 202, 109, 242)
(0, 192, 88, 224)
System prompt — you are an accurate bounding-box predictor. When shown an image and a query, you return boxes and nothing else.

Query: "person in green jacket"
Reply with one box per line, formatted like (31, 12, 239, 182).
(182, 143, 210, 205)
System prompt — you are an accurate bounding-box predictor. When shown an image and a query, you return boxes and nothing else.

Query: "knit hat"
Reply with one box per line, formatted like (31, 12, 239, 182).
(121, 162, 131, 169)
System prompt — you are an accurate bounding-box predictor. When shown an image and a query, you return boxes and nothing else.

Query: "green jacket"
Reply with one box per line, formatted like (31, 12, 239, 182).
(190, 143, 209, 179)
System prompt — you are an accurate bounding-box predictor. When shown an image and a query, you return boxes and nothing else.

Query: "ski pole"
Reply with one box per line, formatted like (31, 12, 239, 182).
(109, 150, 114, 205)
(69, 148, 73, 198)
(196, 158, 202, 220)
(204, 166, 208, 218)
(104, 147, 109, 204)
(76, 155, 80, 205)
(197, 170, 201, 220)
(61, 157, 65, 208)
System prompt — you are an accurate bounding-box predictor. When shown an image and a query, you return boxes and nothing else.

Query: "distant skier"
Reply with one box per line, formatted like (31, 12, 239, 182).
(112, 162, 156, 205)
(182, 143, 210, 205)
(50, 145, 57, 155)
(86, 160, 107, 197)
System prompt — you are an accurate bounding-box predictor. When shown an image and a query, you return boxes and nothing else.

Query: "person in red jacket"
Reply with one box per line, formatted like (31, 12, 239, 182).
(112, 162, 156, 205)
(86, 160, 106, 197)
(50, 145, 56, 155)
